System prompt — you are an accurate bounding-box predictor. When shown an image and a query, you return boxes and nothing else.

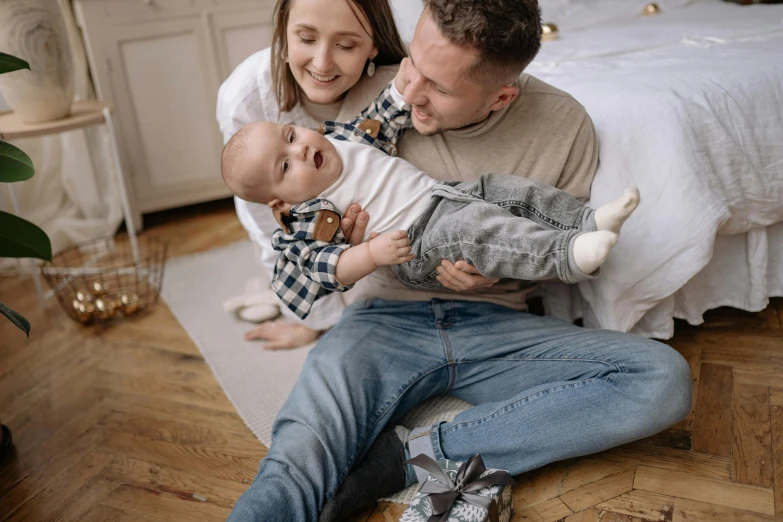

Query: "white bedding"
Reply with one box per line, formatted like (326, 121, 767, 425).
(392, 0, 783, 338)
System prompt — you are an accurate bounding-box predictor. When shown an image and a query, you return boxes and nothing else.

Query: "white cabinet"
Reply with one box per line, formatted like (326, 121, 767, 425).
(74, 0, 274, 218)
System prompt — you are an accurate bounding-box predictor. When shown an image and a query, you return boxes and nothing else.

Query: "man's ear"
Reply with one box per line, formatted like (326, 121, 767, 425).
(488, 85, 519, 112)
(268, 199, 292, 213)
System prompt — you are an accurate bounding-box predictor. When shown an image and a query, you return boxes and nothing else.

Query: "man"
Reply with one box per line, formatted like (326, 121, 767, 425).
(228, 1, 692, 520)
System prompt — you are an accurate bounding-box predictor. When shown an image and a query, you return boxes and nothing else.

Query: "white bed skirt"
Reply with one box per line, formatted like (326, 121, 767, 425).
(543, 222, 783, 339)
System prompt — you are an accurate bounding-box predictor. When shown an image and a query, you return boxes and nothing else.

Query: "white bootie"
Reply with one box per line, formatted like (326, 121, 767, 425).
(573, 230, 618, 275)
(223, 277, 280, 323)
(594, 188, 640, 234)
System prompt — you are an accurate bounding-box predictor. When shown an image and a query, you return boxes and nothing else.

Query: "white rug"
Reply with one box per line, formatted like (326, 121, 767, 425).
(161, 240, 471, 503)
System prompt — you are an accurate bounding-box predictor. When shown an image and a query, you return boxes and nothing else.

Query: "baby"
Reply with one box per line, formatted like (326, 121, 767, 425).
(222, 69, 640, 319)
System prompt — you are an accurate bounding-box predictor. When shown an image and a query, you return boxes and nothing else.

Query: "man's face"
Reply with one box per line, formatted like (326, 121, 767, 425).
(403, 10, 494, 135)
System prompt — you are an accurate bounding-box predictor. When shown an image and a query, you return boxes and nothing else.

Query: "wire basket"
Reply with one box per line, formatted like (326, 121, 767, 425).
(41, 236, 168, 325)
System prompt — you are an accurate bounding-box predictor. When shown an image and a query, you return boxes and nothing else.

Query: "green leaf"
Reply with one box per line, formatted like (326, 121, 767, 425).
(0, 52, 30, 75)
(0, 141, 35, 182)
(0, 211, 52, 261)
(0, 302, 30, 337)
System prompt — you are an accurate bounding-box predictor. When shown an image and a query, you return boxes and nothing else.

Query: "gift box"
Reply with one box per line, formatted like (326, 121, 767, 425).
(400, 454, 514, 522)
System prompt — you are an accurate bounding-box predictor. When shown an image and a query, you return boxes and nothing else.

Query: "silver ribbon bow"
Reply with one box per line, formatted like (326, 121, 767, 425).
(405, 453, 516, 522)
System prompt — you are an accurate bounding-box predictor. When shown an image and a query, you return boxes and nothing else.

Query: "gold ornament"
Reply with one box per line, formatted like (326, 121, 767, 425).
(94, 298, 114, 321)
(541, 22, 559, 41)
(76, 302, 96, 324)
(75, 289, 93, 303)
(91, 280, 108, 296)
(120, 293, 141, 315)
(643, 3, 660, 15)
(103, 295, 123, 317)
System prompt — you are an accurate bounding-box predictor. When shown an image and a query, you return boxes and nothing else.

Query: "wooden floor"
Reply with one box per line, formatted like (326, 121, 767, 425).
(1, 200, 782, 521)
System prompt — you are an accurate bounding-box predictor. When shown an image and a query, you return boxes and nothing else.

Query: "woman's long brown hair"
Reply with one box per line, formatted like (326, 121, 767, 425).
(270, 0, 407, 113)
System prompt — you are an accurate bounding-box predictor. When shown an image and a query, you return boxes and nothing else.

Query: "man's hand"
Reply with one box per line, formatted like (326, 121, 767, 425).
(340, 203, 369, 246)
(369, 230, 414, 266)
(394, 57, 412, 96)
(436, 260, 500, 292)
(244, 320, 322, 350)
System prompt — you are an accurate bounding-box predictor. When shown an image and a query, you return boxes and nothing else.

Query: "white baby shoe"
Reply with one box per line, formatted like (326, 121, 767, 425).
(223, 277, 280, 323)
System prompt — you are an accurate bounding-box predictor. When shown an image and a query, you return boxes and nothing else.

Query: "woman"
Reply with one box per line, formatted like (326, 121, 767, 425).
(217, 0, 496, 349)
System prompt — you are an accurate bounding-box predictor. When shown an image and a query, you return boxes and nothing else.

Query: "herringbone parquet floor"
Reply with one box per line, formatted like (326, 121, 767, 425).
(1, 199, 781, 521)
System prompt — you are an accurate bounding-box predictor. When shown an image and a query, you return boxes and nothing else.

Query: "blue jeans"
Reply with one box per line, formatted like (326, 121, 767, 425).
(395, 174, 596, 288)
(228, 299, 692, 521)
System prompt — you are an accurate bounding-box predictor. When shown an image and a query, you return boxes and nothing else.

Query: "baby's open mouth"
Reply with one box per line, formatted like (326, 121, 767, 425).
(314, 151, 323, 169)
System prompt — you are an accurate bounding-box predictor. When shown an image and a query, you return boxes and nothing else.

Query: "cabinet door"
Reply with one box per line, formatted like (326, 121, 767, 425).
(87, 14, 230, 213)
(209, 2, 275, 82)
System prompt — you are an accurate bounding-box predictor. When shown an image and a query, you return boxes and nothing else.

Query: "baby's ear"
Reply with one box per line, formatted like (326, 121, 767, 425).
(268, 199, 292, 213)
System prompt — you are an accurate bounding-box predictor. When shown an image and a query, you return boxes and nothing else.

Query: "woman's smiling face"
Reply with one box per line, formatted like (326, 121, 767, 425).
(286, 0, 378, 105)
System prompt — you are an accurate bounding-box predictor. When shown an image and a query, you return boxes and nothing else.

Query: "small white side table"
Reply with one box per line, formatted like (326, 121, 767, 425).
(0, 100, 139, 308)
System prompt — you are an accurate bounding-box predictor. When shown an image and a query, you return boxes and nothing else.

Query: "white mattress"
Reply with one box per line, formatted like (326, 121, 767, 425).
(529, 1, 783, 337)
(392, 0, 783, 337)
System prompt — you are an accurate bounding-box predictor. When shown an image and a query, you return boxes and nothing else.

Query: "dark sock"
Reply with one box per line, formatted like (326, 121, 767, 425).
(319, 428, 408, 522)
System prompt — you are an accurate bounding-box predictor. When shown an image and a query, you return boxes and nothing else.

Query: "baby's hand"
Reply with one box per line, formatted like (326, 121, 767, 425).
(394, 57, 412, 96)
(369, 230, 414, 266)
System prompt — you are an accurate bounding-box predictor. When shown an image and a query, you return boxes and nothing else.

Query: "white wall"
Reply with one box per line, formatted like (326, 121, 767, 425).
(390, 0, 423, 44)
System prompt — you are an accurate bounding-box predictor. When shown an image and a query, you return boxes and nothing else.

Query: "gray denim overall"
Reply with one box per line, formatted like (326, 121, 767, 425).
(392, 173, 598, 289)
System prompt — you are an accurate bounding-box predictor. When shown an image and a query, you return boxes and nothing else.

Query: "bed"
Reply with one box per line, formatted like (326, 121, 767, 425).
(393, 0, 783, 338)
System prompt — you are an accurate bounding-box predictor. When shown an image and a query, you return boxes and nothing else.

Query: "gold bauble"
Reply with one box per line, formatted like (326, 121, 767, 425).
(75, 289, 93, 302)
(541, 22, 559, 41)
(94, 298, 114, 321)
(76, 302, 96, 324)
(643, 3, 660, 15)
(91, 280, 108, 296)
(106, 296, 123, 317)
(120, 293, 141, 315)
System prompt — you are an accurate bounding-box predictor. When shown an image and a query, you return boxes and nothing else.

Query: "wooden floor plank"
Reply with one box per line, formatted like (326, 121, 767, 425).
(702, 336, 783, 388)
(98, 431, 259, 484)
(101, 483, 231, 520)
(4, 450, 113, 522)
(559, 469, 635, 513)
(512, 459, 572, 510)
(769, 405, 783, 517)
(691, 363, 733, 457)
(598, 512, 651, 522)
(633, 465, 775, 515)
(601, 442, 730, 480)
(672, 497, 779, 522)
(562, 509, 602, 522)
(80, 505, 165, 522)
(101, 454, 248, 510)
(0, 427, 106, 518)
(100, 410, 262, 455)
(731, 384, 773, 487)
(45, 476, 122, 522)
(594, 490, 675, 521)
(511, 497, 573, 522)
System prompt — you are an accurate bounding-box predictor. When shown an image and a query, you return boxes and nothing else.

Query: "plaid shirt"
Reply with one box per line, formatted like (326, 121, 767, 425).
(272, 81, 412, 319)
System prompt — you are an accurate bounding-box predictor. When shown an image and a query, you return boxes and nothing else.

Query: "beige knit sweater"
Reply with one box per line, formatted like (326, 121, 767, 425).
(336, 67, 599, 311)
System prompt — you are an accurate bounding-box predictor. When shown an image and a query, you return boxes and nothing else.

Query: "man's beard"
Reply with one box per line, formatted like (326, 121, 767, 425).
(413, 104, 491, 137)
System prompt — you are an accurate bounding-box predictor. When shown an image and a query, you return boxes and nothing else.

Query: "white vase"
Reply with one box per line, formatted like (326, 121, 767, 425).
(0, 0, 74, 123)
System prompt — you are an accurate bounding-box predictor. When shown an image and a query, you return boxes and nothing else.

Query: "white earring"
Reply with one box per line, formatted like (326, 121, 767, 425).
(367, 57, 376, 77)
(285, 55, 289, 63)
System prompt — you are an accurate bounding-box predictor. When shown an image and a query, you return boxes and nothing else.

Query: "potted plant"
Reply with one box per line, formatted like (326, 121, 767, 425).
(0, 51, 53, 460)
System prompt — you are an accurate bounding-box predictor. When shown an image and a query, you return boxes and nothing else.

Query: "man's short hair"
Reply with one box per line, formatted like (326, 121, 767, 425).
(424, 0, 542, 86)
